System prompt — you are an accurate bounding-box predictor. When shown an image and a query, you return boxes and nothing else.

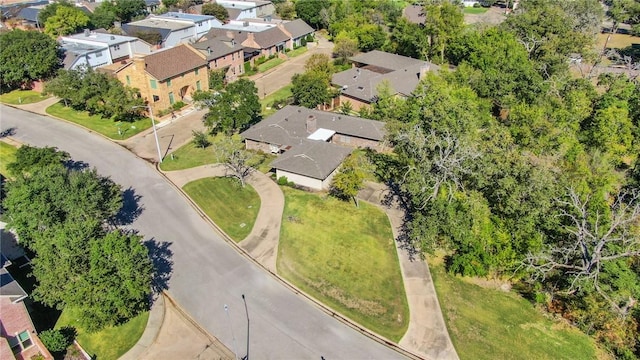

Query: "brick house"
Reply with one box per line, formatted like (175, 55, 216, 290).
(189, 36, 245, 83)
(101, 44, 209, 115)
(0, 254, 53, 360)
(241, 105, 386, 190)
(202, 21, 291, 62)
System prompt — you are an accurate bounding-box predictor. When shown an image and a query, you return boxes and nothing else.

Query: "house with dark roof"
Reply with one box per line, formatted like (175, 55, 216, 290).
(100, 44, 208, 114)
(121, 13, 222, 48)
(0, 252, 53, 360)
(331, 50, 438, 111)
(203, 21, 291, 61)
(241, 105, 386, 190)
(189, 35, 245, 82)
(281, 19, 314, 47)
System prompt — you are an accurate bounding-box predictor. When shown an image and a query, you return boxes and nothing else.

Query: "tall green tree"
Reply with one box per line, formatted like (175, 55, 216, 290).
(201, 3, 229, 22)
(291, 71, 332, 109)
(37, 0, 75, 26)
(295, 0, 330, 29)
(422, 2, 464, 63)
(0, 30, 61, 90)
(44, 6, 91, 37)
(197, 79, 261, 134)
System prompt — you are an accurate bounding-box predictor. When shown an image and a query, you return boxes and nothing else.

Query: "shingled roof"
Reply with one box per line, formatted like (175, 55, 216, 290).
(241, 105, 385, 147)
(271, 140, 352, 180)
(191, 36, 243, 60)
(142, 45, 207, 81)
(282, 19, 314, 39)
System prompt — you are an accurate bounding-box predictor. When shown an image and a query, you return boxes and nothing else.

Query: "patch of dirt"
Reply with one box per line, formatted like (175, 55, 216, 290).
(464, 6, 507, 26)
(463, 277, 512, 292)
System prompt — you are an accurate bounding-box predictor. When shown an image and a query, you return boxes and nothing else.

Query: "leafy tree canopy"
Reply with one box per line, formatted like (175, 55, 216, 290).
(196, 78, 261, 134)
(295, 0, 330, 29)
(44, 6, 91, 37)
(201, 3, 229, 22)
(0, 30, 61, 90)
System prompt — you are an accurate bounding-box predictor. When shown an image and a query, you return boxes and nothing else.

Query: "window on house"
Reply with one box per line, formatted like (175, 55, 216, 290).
(96, 51, 103, 57)
(153, 95, 160, 102)
(232, 52, 234, 60)
(167, 79, 172, 87)
(9, 331, 32, 353)
(239, 64, 242, 74)
(150, 79, 157, 89)
(214, 59, 218, 68)
(113, 44, 120, 50)
(169, 92, 175, 105)
(195, 68, 199, 76)
(126, 75, 131, 85)
(196, 80, 201, 91)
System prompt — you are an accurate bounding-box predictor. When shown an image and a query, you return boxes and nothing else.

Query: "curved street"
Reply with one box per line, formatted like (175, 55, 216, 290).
(0, 104, 407, 359)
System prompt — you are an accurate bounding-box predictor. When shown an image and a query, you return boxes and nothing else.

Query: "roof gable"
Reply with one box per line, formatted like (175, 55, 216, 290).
(282, 19, 313, 39)
(143, 45, 207, 81)
(271, 140, 352, 180)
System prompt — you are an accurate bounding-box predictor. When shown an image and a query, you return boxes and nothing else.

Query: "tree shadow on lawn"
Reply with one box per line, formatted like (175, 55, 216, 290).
(144, 238, 173, 303)
(114, 187, 144, 226)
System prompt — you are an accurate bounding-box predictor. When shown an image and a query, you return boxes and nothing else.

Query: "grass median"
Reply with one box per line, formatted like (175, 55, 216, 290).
(277, 187, 409, 341)
(55, 307, 148, 360)
(430, 256, 604, 360)
(46, 102, 151, 140)
(0, 89, 50, 105)
(183, 177, 260, 242)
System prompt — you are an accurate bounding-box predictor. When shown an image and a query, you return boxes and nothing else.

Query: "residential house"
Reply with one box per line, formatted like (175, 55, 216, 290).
(241, 105, 386, 190)
(281, 19, 313, 47)
(331, 50, 438, 111)
(101, 44, 209, 114)
(0, 253, 53, 360)
(121, 13, 222, 48)
(202, 20, 291, 61)
(60, 30, 153, 69)
(214, 0, 275, 20)
(189, 35, 245, 82)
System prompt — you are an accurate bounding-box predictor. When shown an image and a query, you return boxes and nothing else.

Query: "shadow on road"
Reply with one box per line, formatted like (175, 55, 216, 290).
(114, 187, 144, 226)
(144, 238, 174, 299)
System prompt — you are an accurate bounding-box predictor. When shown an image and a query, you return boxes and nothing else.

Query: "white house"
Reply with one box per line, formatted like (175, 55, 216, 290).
(61, 30, 153, 64)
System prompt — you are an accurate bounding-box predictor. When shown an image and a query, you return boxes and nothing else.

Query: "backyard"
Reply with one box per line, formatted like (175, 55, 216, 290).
(46, 102, 152, 140)
(277, 187, 409, 342)
(429, 256, 606, 360)
(183, 177, 260, 242)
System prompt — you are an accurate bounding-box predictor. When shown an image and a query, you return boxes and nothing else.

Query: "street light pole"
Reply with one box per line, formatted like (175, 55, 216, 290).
(132, 104, 163, 163)
(224, 304, 240, 360)
(241, 294, 249, 360)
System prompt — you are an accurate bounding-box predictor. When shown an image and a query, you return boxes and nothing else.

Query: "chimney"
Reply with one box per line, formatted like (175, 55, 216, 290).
(207, 46, 211, 55)
(226, 30, 234, 39)
(114, 21, 121, 29)
(133, 55, 146, 71)
(306, 115, 317, 134)
(419, 64, 430, 79)
(110, 35, 116, 40)
(243, 21, 249, 27)
(84, 28, 90, 36)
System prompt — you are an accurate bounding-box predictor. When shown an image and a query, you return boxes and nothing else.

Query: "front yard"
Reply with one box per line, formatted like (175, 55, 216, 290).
(0, 141, 18, 177)
(183, 177, 260, 242)
(46, 102, 152, 140)
(0, 89, 51, 105)
(277, 187, 409, 342)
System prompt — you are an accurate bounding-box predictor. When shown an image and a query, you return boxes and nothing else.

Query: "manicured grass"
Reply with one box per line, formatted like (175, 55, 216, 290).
(464, 7, 489, 14)
(183, 177, 260, 242)
(597, 33, 640, 49)
(0, 90, 50, 105)
(46, 102, 152, 140)
(55, 307, 148, 360)
(430, 258, 603, 360)
(159, 134, 274, 172)
(277, 187, 409, 341)
(288, 46, 308, 57)
(258, 58, 285, 72)
(0, 142, 18, 177)
(261, 84, 293, 117)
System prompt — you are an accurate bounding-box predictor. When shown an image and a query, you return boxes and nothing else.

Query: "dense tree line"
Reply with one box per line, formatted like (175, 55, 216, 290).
(3, 146, 152, 331)
(357, 0, 640, 357)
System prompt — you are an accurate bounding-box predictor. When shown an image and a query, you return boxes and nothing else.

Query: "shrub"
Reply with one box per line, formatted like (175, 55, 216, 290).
(192, 130, 211, 148)
(39, 329, 72, 352)
(301, 38, 307, 46)
(277, 176, 289, 185)
(172, 101, 186, 111)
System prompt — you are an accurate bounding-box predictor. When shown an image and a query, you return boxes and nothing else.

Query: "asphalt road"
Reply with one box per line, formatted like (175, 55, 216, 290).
(0, 105, 407, 360)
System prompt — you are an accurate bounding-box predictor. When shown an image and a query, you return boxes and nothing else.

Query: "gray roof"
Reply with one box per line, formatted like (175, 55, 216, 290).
(271, 140, 352, 180)
(16, 7, 39, 22)
(403, 4, 426, 25)
(349, 50, 426, 72)
(192, 36, 243, 60)
(121, 23, 173, 42)
(282, 19, 313, 39)
(0, 255, 27, 302)
(64, 31, 142, 46)
(241, 105, 385, 147)
(206, 26, 289, 49)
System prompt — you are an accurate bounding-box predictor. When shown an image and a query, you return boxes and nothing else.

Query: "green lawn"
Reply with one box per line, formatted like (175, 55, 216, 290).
(288, 46, 308, 57)
(0, 90, 50, 105)
(46, 102, 152, 140)
(258, 58, 285, 73)
(0, 142, 18, 177)
(464, 7, 489, 14)
(261, 85, 293, 117)
(183, 177, 260, 242)
(277, 187, 409, 341)
(55, 307, 148, 360)
(160, 134, 274, 172)
(430, 259, 604, 360)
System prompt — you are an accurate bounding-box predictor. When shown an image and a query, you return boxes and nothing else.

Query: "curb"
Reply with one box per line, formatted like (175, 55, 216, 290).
(119, 294, 166, 360)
